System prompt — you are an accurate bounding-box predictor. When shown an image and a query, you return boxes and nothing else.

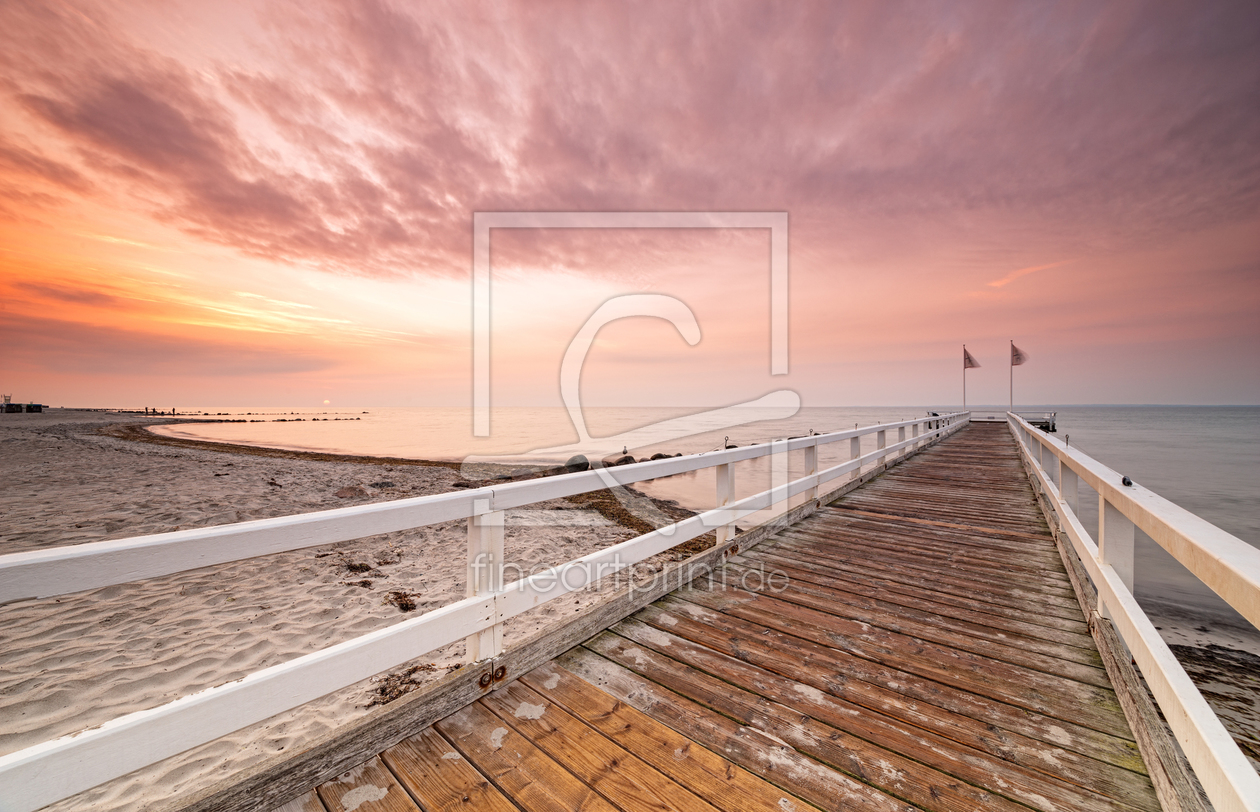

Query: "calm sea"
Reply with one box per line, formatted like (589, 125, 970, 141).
(155, 405, 1259, 645)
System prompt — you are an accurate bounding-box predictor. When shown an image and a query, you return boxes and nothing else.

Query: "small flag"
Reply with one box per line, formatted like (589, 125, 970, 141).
(1011, 343, 1029, 366)
(963, 347, 980, 369)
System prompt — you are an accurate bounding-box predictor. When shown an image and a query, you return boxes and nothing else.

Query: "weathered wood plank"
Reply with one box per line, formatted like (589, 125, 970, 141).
(520, 661, 813, 812)
(435, 701, 619, 812)
(780, 526, 1079, 599)
(764, 538, 1089, 624)
(808, 509, 1067, 567)
(675, 584, 1128, 729)
(747, 539, 1088, 628)
(720, 559, 1107, 673)
(834, 496, 1049, 532)
(316, 756, 420, 812)
(797, 507, 1056, 554)
(775, 530, 1084, 611)
(608, 616, 1160, 812)
(380, 727, 519, 812)
(738, 549, 1096, 645)
(634, 599, 1145, 768)
(271, 791, 327, 812)
(556, 648, 919, 812)
(835, 492, 1049, 532)
(480, 679, 724, 812)
(599, 623, 1160, 812)
(592, 630, 1123, 812)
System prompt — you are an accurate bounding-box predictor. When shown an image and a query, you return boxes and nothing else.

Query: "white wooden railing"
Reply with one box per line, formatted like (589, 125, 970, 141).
(0, 412, 968, 812)
(1009, 413, 1260, 812)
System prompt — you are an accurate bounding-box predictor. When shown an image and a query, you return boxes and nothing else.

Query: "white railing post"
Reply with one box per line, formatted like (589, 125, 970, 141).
(897, 426, 906, 457)
(1098, 494, 1135, 619)
(876, 429, 887, 466)
(804, 438, 819, 501)
(911, 421, 920, 450)
(771, 438, 789, 514)
(1061, 463, 1079, 516)
(716, 462, 735, 544)
(466, 504, 504, 662)
(850, 436, 862, 481)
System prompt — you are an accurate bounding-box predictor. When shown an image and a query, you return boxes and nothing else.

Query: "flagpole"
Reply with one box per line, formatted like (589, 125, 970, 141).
(1009, 339, 1013, 412)
(962, 344, 967, 410)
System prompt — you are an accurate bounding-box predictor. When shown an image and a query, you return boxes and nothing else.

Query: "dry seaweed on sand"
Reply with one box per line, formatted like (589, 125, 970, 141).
(385, 590, 417, 612)
(366, 663, 438, 706)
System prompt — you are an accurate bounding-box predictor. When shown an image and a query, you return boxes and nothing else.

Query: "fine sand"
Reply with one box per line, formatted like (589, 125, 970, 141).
(0, 410, 699, 812)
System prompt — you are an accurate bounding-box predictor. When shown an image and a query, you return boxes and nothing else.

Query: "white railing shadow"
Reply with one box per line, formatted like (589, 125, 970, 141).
(1009, 412, 1260, 812)
(0, 412, 968, 812)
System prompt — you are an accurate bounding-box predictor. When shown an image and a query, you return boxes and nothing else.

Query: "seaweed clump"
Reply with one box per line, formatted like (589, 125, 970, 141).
(367, 663, 437, 706)
(386, 590, 417, 612)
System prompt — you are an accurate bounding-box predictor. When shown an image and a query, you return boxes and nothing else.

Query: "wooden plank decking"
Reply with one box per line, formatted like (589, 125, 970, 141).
(279, 423, 1161, 812)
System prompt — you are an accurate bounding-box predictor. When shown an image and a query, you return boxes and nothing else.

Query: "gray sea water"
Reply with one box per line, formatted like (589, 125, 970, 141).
(156, 404, 1259, 647)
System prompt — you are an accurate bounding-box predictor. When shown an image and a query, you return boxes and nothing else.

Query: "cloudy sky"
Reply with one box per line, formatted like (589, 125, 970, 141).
(1, 0, 1257, 408)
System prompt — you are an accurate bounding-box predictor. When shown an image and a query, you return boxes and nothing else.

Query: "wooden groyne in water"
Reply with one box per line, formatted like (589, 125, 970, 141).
(2, 414, 1256, 811)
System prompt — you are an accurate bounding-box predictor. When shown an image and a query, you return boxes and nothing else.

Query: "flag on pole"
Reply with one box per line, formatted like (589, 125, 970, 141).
(963, 347, 980, 369)
(1011, 343, 1029, 366)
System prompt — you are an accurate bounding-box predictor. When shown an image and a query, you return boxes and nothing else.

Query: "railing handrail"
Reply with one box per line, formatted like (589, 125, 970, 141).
(1009, 413, 1260, 628)
(0, 413, 969, 812)
(1008, 412, 1260, 812)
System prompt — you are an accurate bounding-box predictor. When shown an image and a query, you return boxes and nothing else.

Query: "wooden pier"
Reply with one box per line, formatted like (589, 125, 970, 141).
(278, 423, 1165, 812)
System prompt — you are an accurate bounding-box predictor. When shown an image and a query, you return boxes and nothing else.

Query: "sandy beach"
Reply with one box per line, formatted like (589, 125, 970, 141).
(2, 410, 1255, 812)
(0, 410, 696, 811)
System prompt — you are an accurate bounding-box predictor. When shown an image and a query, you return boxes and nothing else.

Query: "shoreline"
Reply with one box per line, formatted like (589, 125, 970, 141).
(104, 420, 464, 470)
(106, 420, 704, 541)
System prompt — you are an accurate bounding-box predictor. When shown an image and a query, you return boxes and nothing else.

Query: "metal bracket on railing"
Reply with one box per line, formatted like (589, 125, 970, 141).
(477, 665, 509, 690)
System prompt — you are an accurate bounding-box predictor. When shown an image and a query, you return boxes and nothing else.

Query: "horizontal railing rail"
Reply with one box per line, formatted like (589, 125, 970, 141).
(0, 412, 968, 812)
(1, 413, 959, 604)
(1009, 413, 1260, 812)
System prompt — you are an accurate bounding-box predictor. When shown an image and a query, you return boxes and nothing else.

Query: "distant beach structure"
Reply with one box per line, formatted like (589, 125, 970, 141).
(1, 395, 40, 413)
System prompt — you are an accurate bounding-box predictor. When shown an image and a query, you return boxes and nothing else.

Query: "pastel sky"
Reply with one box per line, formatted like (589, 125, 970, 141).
(1, 0, 1257, 408)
